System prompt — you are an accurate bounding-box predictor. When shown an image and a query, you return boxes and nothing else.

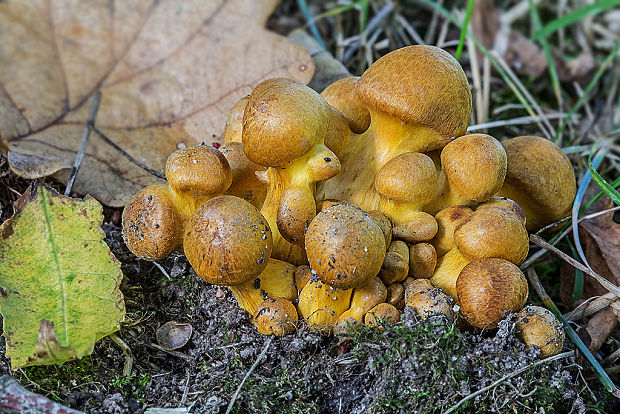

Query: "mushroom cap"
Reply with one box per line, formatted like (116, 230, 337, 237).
(379, 240, 410, 285)
(242, 78, 332, 167)
(516, 305, 565, 358)
(408, 243, 437, 279)
(122, 184, 181, 261)
(456, 258, 528, 329)
(305, 203, 386, 289)
(440, 134, 507, 203)
(431, 206, 474, 257)
(476, 197, 526, 224)
(223, 95, 249, 143)
(165, 146, 232, 200)
(386, 282, 405, 310)
(405, 283, 455, 320)
(253, 297, 298, 336)
(341, 276, 388, 322)
(184, 196, 272, 285)
(365, 303, 401, 327)
(321, 76, 370, 134)
(277, 186, 316, 245)
(375, 152, 438, 204)
(356, 45, 471, 140)
(294, 265, 313, 293)
(367, 210, 392, 247)
(219, 141, 266, 208)
(454, 205, 529, 264)
(499, 136, 576, 231)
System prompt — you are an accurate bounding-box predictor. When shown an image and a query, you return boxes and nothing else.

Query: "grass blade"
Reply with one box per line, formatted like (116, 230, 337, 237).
(533, 0, 620, 41)
(528, 0, 562, 123)
(589, 145, 620, 205)
(455, 0, 475, 61)
(297, 0, 325, 49)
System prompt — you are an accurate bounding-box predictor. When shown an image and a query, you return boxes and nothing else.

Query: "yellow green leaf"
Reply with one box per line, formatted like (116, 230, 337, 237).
(0, 185, 125, 369)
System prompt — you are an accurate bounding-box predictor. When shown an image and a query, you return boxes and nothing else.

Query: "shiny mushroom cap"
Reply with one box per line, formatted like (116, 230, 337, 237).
(321, 76, 370, 134)
(454, 205, 529, 264)
(356, 45, 472, 149)
(223, 95, 249, 143)
(242, 78, 333, 167)
(165, 146, 232, 204)
(431, 206, 474, 257)
(515, 305, 565, 358)
(498, 136, 576, 231)
(305, 203, 386, 289)
(219, 141, 267, 208)
(184, 196, 273, 286)
(122, 184, 182, 261)
(457, 258, 528, 329)
(253, 297, 298, 336)
(375, 152, 438, 205)
(365, 303, 401, 328)
(440, 134, 507, 203)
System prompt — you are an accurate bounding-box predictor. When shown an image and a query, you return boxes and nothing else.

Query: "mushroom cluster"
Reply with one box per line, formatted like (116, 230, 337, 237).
(122, 45, 575, 357)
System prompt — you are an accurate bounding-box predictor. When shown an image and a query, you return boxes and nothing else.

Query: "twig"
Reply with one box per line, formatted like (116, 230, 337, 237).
(225, 336, 273, 414)
(445, 351, 573, 414)
(91, 125, 166, 179)
(179, 369, 191, 407)
(64, 91, 101, 196)
(109, 333, 133, 377)
(529, 234, 620, 297)
(565, 292, 617, 321)
(467, 113, 569, 131)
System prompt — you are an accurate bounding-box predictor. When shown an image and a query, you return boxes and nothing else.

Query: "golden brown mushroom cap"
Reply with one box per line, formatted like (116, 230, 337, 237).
(122, 184, 182, 261)
(405, 280, 455, 320)
(431, 206, 474, 257)
(242, 78, 332, 167)
(457, 258, 528, 329)
(321, 76, 370, 134)
(408, 243, 437, 279)
(379, 240, 410, 285)
(223, 95, 249, 143)
(253, 297, 298, 336)
(440, 134, 507, 203)
(498, 136, 576, 231)
(219, 141, 267, 208)
(367, 210, 392, 248)
(305, 203, 386, 289)
(515, 305, 565, 358)
(386, 282, 405, 310)
(184, 196, 272, 286)
(356, 45, 471, 142)
(165, 146, 232, 201)
(454, 206, 529, 264)
(375, 152, 438, 204)
(365, 303, 401, 327)
(476, 197, 526, 224)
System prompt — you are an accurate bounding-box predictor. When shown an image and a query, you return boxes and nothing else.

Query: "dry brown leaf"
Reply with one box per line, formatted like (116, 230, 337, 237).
(0, 0, 313, 206)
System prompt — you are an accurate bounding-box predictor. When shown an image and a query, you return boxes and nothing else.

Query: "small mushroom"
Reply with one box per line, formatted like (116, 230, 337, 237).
(430, 206, 474, 257)
(299, 203, 386, 328)
(424, 134, 507, 215)
(253, 297, 298, 336)
(408, 243, 437, 279)
(183, 196, 273, 314)
(156, 321, 193, 351)
(219, 141, 267, 209)
(386, 282, 405, 310)
(320, 76, 371, 134)
(337, 276, 387, 324)
(404, 279, 455, 320)
(515, 305, 565, 358)
(294, 265, 313, 294)
(378, 240, 409, 285)
(365, 303, 401, 328)
(456, 258, 528, 329)
(375, 152, 438, 242)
